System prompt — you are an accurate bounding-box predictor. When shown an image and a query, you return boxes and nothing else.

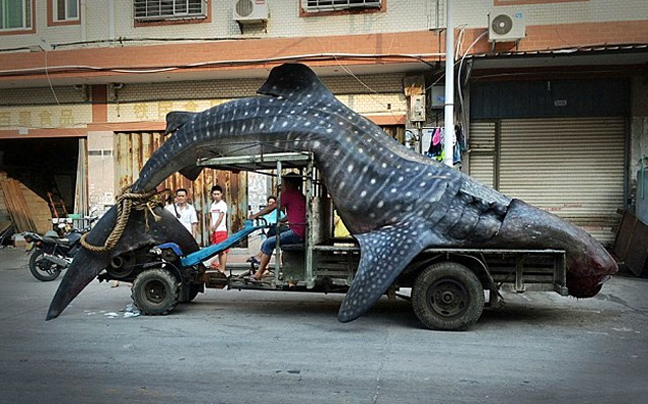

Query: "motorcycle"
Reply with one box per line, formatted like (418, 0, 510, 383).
(23, 216, 97, 281)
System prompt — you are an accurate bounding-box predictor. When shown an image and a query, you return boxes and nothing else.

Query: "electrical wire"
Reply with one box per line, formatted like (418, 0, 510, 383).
(457, 31, 488, 129)
(0, 52, 445, 77)
(44, 49, 62, 106)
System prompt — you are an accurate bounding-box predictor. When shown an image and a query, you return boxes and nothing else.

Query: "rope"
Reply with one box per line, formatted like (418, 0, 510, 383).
(80, 186, 169, 253)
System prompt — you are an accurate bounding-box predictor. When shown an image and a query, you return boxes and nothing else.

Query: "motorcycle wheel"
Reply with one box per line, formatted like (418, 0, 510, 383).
(29, 250, 63, 282)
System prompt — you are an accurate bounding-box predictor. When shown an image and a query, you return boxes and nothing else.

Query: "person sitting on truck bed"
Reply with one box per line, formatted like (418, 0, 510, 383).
(246, 195, 286, 265)
(248, 173, 306, 282)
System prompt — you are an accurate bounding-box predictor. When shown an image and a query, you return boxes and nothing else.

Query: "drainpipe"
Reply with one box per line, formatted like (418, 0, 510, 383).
(641, 156, 646, 200)
(443, 0, 455, 168)
(80, 0, 86, 42)
(108, 0, 115, 41)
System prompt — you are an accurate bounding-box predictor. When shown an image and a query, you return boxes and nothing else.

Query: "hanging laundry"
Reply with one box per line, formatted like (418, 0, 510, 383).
(453, 124, 464, 167)
(425, 127, 444, 161)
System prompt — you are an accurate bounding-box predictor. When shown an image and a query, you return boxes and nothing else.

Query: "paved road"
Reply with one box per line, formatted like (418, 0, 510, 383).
(1, 247, 647, 404)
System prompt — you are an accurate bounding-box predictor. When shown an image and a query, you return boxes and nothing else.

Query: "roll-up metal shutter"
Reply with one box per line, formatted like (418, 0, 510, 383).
(114, 132, 248, 247)
(468, 121, 497, 188)
(498, 117, 625, 244)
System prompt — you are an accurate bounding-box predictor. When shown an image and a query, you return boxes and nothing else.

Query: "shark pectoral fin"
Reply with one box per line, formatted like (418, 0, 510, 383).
(179, 166, 203, 181)
(164, 111, 196, 135)
(338, 223, 432, 323)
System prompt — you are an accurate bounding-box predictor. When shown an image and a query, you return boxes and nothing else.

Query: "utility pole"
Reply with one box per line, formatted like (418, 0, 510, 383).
(443, 0, 455, 168)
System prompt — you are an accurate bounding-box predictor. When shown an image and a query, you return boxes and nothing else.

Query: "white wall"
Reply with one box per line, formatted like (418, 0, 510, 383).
(456, 0, 648, 27)
(3, 0, 647, 50)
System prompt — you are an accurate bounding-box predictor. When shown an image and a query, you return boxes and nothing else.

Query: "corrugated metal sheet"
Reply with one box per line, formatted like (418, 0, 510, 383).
(498, 117, 625, 244)
(467, 43, 648, 60)
(469, 117, 626, 245)
(468, 121, 497, 188)
(114, 132, 247, 247)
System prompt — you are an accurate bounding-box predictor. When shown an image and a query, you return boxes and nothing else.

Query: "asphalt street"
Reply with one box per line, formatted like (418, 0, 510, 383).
(1, 247, 647, 404)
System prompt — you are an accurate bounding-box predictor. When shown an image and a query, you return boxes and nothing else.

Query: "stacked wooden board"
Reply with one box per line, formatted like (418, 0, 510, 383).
(0, 172, 52, 235)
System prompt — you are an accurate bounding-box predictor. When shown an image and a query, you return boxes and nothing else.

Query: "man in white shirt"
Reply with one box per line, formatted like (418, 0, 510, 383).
(164, 188, 198, 239)
(208, 185, 228, 273)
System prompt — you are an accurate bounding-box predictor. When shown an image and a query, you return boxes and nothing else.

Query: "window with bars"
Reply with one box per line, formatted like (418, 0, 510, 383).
(1, 0, 32, 30)
(134, 0, 205, 21)
(302, 0, 381, 13)
(53, 0, 79, 22)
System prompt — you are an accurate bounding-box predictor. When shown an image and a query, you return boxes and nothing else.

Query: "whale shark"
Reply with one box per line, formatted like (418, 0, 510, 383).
(47, 63, 617, 322)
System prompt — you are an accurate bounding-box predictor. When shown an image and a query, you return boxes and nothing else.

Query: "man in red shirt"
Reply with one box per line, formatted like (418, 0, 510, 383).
(248, 173, 306, 282)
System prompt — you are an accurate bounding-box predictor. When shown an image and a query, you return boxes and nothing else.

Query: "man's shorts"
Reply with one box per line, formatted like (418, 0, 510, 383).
(211, 231, 230, 253)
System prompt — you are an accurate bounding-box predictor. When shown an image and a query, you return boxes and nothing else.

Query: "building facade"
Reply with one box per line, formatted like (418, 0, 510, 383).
(1, 0, 647, 245)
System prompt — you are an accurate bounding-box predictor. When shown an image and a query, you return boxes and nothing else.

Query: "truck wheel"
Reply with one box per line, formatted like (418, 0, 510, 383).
(29, 250, 62, 282)
(131, 268, 179, 315)
(412, 262, 484, 331)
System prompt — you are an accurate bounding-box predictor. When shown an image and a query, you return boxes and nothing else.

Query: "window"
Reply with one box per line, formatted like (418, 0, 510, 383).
(134, 0, 206, 21)
(302, 0, 381, 13)
(1, 0, 32, 30)
(53, 0, 79, 22)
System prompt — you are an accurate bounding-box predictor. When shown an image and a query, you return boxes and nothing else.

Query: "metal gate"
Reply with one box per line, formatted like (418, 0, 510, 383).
(469, 117, 626, 244)
(114, 132, 247, 247)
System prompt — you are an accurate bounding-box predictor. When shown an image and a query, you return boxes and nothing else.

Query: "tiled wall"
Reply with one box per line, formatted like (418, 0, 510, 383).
(3, 0, 646, 50)
(0, 86, 91, 130)
(106, 74, 406, 123)
(0, 73, 405, 130)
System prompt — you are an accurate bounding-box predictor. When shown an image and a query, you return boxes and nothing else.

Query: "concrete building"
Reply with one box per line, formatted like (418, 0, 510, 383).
(1, 0, 647, 245)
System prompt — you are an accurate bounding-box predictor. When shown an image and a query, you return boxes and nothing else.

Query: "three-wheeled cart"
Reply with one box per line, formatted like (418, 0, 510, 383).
(101, 152, 569, 330)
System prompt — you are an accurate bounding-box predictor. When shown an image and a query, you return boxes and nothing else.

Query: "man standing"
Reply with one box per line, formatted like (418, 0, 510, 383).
(165, 188, 198, 239)
(209, 185, 228, 273)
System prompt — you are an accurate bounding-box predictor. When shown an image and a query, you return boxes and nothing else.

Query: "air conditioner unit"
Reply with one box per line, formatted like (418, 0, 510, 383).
(234, 0, 269, 23)
(488, 11, 525, 42)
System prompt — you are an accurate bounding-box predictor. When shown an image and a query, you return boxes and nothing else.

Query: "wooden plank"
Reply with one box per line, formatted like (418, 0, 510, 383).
(0, 179, 37, 233)
(19, 184, 52, 234)
(0, 185, 11, 223)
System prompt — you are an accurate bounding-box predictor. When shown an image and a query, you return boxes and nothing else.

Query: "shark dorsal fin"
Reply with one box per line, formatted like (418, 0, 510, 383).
(257, 63, 334, 100)
(165, 111, 196, 135)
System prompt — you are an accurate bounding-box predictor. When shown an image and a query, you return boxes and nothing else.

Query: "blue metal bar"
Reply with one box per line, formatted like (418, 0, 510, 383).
(180, 220, 265, 267)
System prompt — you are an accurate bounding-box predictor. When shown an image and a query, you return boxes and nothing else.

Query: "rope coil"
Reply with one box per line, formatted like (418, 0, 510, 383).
(80, 187, 169, 253)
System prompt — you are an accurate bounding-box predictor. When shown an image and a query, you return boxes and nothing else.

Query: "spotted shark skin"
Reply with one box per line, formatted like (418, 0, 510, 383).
(47, 63, 617, 322)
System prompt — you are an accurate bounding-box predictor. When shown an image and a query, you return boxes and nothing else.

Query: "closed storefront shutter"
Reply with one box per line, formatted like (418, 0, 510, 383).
(467, 121, 497, 188)
(470, 117, 625, 245)
(114, 132, 248, 247)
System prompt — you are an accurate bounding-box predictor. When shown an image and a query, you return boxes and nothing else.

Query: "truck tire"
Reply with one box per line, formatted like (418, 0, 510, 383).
(131, 268, 179, 315)
(412, 262, 484, 331)
(29, 250, 62, 282)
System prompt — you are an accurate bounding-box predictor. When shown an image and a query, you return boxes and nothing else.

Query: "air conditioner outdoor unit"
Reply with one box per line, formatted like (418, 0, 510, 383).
(488, 11, 526, 42)
(233, 0, 269, 23)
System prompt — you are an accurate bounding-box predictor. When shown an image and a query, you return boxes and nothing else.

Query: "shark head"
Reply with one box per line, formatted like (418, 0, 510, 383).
(492, 199, 618, 298)
(46, 204, 199, 320)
